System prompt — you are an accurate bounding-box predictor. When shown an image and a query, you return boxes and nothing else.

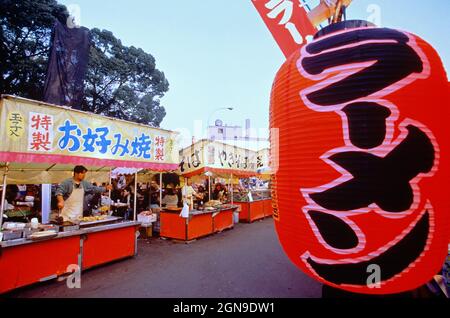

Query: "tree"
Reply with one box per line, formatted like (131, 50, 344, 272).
(83, 28, 169, 127)
(1, 1, 169, 127)
(0, 0, 68, 100)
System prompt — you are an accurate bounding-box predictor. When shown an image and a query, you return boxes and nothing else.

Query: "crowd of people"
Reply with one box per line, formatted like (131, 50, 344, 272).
(33, 170, 236, 223)
(135, 178, 230, 210)
(104, 175, 259, 217)
(69, 174, 233, 220)
(1, 168, 236, 223)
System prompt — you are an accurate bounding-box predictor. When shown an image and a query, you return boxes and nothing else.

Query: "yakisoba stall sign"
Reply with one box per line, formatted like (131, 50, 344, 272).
(0, 96, 179, 170)
(179, 140, 266, 175)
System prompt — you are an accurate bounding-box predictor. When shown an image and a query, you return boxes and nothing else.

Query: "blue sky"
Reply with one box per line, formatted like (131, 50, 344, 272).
(59, 0, 450, 148)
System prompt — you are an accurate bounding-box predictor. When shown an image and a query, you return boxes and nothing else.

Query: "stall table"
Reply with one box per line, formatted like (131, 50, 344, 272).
(212, 208, 234, 233)
(0, 221, 140, 294)
(235, 199, 272, 223)
(160, 205, 237, 241)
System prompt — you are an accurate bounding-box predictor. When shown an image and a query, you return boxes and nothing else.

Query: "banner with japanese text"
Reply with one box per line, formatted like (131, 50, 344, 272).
(252, 0, 317, 58)
(0, 96, 179, 170)
(179, 140, 268, 176)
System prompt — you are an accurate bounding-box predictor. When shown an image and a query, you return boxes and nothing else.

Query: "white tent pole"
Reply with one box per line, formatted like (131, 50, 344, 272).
(208, 176, 211, 201)
(0, 163, 10, 228)
(228, 174, 231, 203)
(108, 168, 112, 214)
(183, 177, 187, 205)
(133, 172, 138, 221)
(159, 173, 162, 208)
(148, 175, 152, 209)
(231, 173, 234, 205)
(41, 184, 51, 224)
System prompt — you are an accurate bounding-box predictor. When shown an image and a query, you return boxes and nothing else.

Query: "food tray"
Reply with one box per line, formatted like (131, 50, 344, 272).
(2, 230, 23, 241)
(164, 207, 182, 212)
(29, 231, 58, 241)
(59, 224, 80, 232)
(79, 216, 122, 228)
(50, 221, 79, 232)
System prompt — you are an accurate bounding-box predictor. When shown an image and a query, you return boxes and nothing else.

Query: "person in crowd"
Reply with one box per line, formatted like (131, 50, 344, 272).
(147, 182, 161, 208)
(194, 185, 208, 204)
(83, 186, 102, 216)
(212, 183, 221, 201)
(181, 178, 201, 206)
(101, 190, 114, 207)
(1, 184, 19, 212)
(161, 187, 179, 208)
(212, 183, 224, 201)
(113, 187, 133, 220)
(17, 184, 27, 201)
(116, 174, 126, 190)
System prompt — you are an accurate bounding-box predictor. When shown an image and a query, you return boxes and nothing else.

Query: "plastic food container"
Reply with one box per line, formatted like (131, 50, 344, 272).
(2, 230, 23, 241)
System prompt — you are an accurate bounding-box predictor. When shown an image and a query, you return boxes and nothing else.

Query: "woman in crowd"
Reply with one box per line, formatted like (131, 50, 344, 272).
(212, 183, 228, 202)
(161, 187, 179, 208)
(195, 185, 208, 204)
(113, 187, 133, 220)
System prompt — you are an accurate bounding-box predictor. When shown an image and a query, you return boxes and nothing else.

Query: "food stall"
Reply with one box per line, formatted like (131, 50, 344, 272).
(110, 167, 165, 238)
(231, 148, 273, 223)
(0, 95, 179, 294)
(233, 187, 272, 223)
(159, 204, 237, 241)
(159, 140, 264, 241)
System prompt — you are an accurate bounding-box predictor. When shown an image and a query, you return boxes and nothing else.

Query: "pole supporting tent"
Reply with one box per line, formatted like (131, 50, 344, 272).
(0, 162, 10, 227)
(231, 173, 234, 205)
(159, 173, 162, 209)
(133, 172, 138, 221)
(208, 175, 211, 202)
(108, 168, 112, 214)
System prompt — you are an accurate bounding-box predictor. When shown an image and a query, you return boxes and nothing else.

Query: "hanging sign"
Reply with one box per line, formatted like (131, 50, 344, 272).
(252, 0, 317, 58)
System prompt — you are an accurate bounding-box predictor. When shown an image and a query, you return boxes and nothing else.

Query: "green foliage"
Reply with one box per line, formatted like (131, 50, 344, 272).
(0, 0, 169, 127)
(0, 0, 68, 99)
(84, 28, 169, 127)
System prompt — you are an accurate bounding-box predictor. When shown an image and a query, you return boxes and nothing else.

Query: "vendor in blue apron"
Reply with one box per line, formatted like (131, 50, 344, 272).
(56, 165, 112, 222)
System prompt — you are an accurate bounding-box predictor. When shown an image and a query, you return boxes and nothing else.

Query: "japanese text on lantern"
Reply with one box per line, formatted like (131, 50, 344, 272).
(297, 28, 436, 285)
(7, 111, 25, 140)
(299, 29, 434, 220)
(28, 112, 54, 152)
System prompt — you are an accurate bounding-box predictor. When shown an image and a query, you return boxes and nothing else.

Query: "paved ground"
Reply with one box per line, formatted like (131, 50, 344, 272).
(6, 218, 322, 298)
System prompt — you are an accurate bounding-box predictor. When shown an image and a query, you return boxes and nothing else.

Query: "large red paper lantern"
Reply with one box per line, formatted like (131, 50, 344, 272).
(270, 20, 450, 295)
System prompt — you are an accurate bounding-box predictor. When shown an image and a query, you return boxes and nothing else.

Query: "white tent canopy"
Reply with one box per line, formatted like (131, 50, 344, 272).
(0, 162, 112, 185)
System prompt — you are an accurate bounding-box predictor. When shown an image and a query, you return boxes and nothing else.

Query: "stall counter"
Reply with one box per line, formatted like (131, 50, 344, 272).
(234, 199, 272, 223)
(160, 206, 237, 241)
(0, 221, 140, 294)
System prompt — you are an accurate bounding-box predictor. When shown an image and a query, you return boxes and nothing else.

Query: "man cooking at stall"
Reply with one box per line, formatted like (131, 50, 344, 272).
(56, 165, 112, 222)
